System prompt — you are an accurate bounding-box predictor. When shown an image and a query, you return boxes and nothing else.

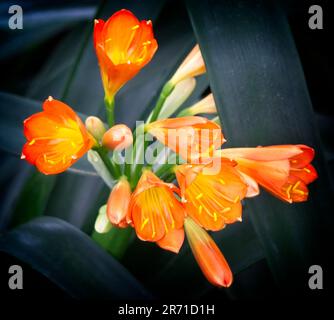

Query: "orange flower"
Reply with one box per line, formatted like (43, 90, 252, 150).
(175, 159, 247, 231)
(128, 170, 185, 253)
(217, 145, 318, 203)
(107, 177, 131, 228)
(21, 97, 94, 175)
(184, 217, 233, 287)
(146, 116, 224, 162)
(94, 9, 158, 102)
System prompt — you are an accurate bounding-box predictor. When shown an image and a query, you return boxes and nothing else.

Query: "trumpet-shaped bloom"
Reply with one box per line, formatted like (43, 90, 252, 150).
(107, 177, 131, 227)
(146, 116, 224, 162)
(184, 217, 233, 287)
(102, 124, 133, 151)
(170, 44, 206, 86)
(217, 145, 318, 203)
(175, 159, 247, 231)
(22, 97, 94, 175)
(128, 170, 185, 253)
(94, 9, 158, 101)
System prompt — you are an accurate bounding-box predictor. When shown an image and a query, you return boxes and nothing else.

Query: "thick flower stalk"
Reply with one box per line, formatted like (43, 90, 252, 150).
(21, 97, 95, 174)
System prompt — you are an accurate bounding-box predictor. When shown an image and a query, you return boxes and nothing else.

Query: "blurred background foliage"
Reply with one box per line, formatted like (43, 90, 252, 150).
(0, 0, 333, 299)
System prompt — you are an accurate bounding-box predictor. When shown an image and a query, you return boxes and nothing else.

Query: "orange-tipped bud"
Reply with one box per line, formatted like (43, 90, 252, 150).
(85, 116, 106, 142)
(184, 217, 233, 287)
(102, 124, 133, 151)
(107, 177, 131, 227)
(170, 44, 206, 86)
(186, 93, 217, 116)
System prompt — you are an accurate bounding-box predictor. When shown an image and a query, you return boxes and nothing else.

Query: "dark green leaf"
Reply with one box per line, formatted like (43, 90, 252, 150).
(0, 216, 152, 299)
(187, 0, 334, 290)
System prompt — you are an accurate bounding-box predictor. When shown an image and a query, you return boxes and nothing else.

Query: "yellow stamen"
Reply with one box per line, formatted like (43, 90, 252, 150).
(198, 205, 203, 215)
(196, 193, 203, 200)
(141, 218, 149, 231)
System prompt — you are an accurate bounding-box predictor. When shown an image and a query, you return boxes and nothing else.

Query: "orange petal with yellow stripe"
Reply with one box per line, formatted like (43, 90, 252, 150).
(94, 9, 158, 101)
(22, 97, 94, 175)
(128, 170, 185, 242)
(175, 160, 247, 231)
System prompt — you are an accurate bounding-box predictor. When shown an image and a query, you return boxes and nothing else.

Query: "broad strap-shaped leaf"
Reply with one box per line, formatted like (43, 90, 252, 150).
(0, 216, 152, 299)
(187, 0, 334, 290)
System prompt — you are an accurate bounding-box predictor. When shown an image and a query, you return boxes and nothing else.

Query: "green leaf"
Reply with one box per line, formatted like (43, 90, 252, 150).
(0, 216, 152, 299)
(187, 0, 334, 291)
(10, 170, 57, 227)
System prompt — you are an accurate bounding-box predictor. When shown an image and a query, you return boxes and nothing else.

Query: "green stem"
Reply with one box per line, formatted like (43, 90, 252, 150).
(155, 163, 176, 180)
(95, 147, 121, 179)
(105, 96, 115, 128)
(177, 108, 192, 117)
(146, 81, 175, 123)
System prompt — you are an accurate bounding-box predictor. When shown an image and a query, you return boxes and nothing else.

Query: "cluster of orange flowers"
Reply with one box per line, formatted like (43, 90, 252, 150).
(21, 9, 317, 288)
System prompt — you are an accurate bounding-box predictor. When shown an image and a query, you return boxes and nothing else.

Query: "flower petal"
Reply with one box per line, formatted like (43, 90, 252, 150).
(22, 97, 94, 175)
(107, 177, 131, 227)
(156, 228, 185, 253)
(184, 217, 233, 287)
(128, 170, 185, 242)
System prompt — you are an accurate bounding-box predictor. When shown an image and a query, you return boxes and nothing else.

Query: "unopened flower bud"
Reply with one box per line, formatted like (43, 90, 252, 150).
(189, 93, 217, 115)
(107, 176, 131, 227)
(85, 116, 106, 141)
(94, 204, 112, 233)
(102, 124, 133, 151)
(170, 44, 206, 86)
